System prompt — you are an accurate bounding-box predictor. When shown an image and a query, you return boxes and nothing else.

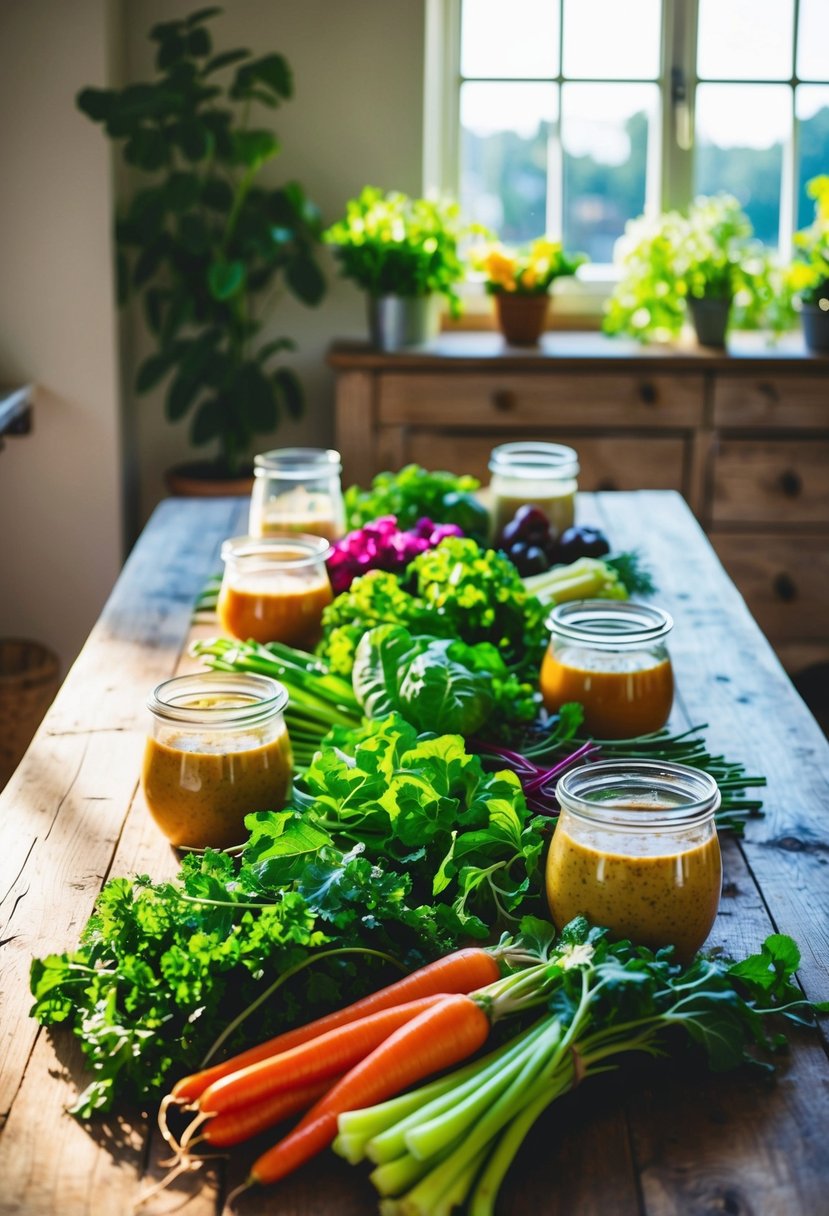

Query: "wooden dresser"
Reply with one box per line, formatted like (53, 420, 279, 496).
(329, 332, 829, 680)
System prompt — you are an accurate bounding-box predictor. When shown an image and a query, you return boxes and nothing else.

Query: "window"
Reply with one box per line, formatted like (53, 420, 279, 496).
(424, 0, 829, 277)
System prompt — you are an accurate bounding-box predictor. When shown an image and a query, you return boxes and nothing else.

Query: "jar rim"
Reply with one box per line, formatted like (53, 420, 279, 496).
(253, 447, 342, 478)
(221, 534, 331, 566)
(489, 441, 579, 479)
(556, 759, 721, 829)
(546, 599, 673, 648)
(147, 672, 289, 727)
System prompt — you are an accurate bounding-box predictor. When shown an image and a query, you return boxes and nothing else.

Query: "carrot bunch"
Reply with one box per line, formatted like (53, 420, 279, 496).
(159, 947, 502, 1197)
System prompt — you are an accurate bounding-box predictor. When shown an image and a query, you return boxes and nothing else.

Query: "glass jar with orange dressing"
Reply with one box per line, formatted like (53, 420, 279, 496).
(217, 534, 333, 649)
(540, 601, 674, 740)
(141, 672, 292, 851)
(249, 448, 346, 543)
(546, 760, 722, 962)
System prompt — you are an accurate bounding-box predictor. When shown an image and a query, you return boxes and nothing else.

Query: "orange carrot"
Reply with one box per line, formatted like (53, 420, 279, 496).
(248, 993, 491, 1187)
(199, 994, 446, 1117)
(200, 1077, 337, 1148)
(172, 947, 498, 1105)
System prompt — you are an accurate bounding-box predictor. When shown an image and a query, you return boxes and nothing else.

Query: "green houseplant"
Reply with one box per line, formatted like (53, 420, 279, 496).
(323, 186, 468, 350)
(604, 194, 780, 347)
(78, 6, 326, 483)
(789, 175, 829, 354)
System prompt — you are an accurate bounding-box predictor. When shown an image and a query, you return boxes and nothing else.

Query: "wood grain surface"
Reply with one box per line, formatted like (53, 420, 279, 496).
(0, 491, 826, 1216)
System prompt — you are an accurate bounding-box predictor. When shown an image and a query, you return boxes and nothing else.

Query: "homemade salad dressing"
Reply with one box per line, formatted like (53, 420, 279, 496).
(217, 535, 333, 648)
(488, 442, 579, 541)
(249, 448, 345, 542)
(541, 601, 674, 739)
(141, 674, 292, 850)
(546, 762, 722, 962)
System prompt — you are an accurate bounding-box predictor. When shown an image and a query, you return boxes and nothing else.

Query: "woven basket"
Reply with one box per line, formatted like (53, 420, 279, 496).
(0, 638, 60, 789)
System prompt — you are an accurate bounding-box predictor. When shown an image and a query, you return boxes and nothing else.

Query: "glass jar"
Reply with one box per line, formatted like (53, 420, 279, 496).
(540, 600, 674, 740)
(217, 534, 333, 649)
(249, 448, 346, 543)
(141, 672, 292, 850)
(546, 760, 722, 962)
(488, 441, 579, 541)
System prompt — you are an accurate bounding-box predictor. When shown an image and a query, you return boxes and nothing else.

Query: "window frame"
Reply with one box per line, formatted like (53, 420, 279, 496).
(424, 0, 818, 315)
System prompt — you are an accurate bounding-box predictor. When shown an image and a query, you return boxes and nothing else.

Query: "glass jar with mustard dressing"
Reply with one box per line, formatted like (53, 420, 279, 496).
(249, 448, 346, 543)
(488, 441, 579, 542)
(142, 672, 292, 851)
(546, 760, 722, 962)
(217, 534, 333, 649)
(540, 600, 674, 740)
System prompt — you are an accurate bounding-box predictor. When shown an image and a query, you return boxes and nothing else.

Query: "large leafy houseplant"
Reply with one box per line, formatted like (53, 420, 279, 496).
(604, 194, 788, 345)
(78, 7, 326, 478)
(323, 186, 468, 315)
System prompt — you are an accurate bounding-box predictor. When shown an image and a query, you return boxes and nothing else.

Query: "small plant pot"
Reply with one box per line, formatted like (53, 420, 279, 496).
(165, 461, 255, 497)
(689, 296, 732, 348)
(367, 295, 440, 351)
(495, 293, 550, 346)
(801, 303, 829, 355)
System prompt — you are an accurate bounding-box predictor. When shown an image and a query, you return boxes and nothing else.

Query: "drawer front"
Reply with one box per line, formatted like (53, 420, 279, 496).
(711, 439, 829, 525)
(401, 431, 688, 494)
(711, 534, 829, 643)
(378, 373, 704, 429)
(713, 374, 829, 429)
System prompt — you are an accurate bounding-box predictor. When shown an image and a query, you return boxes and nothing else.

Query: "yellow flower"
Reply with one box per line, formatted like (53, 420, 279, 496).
(484, 247, 519, 289)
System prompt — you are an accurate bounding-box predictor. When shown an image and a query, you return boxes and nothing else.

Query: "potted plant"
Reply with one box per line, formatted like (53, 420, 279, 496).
(604, 195, 778, 348)
(789, 175, 829, 354)
(323, 187, 468, 351)
(78, 7, 326, 492)
(474, 237, 587, 345)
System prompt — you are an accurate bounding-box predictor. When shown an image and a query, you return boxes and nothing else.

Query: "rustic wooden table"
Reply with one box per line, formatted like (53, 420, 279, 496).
(1, 491, 827, 1216)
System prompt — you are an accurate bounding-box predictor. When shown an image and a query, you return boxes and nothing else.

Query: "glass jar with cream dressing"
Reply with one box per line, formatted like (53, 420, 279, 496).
(546, 760, 722, 962)
(142, 672, 292, 851)
(541, 600, 674, 740)
(217, 534, 333, 649)
(488, 441, 579, 542)
(249, 448, 346, 543)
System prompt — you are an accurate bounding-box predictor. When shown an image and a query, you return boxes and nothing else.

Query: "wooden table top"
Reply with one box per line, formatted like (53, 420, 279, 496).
(1, 491, 827, 1216)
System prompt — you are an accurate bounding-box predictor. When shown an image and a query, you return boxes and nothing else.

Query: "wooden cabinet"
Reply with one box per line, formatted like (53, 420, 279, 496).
(329, 334, 829, 678)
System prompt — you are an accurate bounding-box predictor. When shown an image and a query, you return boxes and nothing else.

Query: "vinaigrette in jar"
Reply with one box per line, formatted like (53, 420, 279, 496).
(546, 760, 722, 962)
(141, 672, 292, 850)
(541, 601, 674, 739)
(488, 441, 579, 541)
(249, 448, 345, 542)
(217, 534, 333, 648)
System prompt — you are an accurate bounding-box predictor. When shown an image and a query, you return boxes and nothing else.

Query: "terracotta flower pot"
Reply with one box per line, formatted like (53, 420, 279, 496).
(494, 292, 550, 346)
(165, 461, 255, 497)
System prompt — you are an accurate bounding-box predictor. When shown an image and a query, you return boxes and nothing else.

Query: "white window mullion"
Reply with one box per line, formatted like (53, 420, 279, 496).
(662, 0, 698, 212)
(779, 0, 801, 254)
(423, 0, 461, 196)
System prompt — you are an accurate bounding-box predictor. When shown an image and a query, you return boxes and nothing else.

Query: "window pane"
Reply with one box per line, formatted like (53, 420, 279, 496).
(797, 0, 829, 81)
(460, 82, 557, 241)
(461, 0, 559, 79)
(562, 83, 657, 263)
(697, 0, 794, 81)
(694, 84, 788, 246)
(797, 86, 829, 228)
(562, 0, 661, 79)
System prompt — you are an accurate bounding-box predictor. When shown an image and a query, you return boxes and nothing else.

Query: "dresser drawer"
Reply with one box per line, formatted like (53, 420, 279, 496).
(713, 375, 829, 429)
(711, 533, 829, 643)
(401, 432, 688, 495)
(711, 439, 829, 525)
(378, 373, 704, 429)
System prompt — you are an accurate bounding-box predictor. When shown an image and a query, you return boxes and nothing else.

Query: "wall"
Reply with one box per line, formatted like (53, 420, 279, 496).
(0, 0, 426, 670)
(0, 0, 123, 675)
(123, 0, 427, 528)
